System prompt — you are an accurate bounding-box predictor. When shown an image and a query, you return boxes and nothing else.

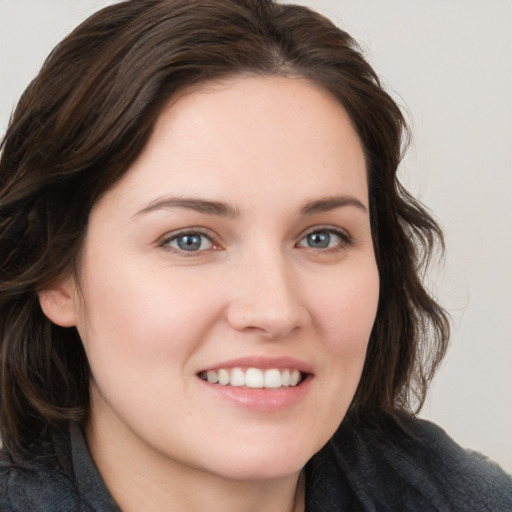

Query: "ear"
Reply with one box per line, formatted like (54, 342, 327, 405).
(38, 278, 78, 327)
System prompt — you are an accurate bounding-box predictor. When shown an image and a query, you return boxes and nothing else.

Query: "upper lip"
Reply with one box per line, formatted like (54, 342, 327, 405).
(198, 356, 313, 375)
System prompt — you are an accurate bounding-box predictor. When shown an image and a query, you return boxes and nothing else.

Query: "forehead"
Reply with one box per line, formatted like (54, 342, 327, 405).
(94, 75, 368, 215)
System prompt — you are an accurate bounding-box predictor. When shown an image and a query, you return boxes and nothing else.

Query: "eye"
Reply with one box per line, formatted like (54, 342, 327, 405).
(163, 231, 215, 252)
(297, 228, 350, 250)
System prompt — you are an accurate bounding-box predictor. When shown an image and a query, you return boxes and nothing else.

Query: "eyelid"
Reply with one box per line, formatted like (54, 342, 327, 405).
(296, 225, 354, 249)
(159, 227, 222, 254)
(157, 225, 353, 255)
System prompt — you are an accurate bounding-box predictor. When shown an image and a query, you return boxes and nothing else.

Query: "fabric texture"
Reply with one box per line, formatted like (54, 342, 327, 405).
(1, 415, 511, 511)
(305, 414, 512, 511)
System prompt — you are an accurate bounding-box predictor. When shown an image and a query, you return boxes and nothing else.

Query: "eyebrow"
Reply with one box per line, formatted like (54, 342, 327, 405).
(300, 195, 368, 215)
(134, 196, 239, 218)
(134, 194, 367, 219)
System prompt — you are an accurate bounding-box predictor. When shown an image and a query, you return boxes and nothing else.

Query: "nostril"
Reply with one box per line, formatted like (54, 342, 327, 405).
(226, 302, 310, 341)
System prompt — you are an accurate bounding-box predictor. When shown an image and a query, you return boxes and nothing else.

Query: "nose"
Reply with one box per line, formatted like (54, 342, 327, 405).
(226, 251, 311, 340)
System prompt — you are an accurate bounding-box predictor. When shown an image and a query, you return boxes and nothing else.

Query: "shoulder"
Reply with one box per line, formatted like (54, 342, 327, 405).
(0, 436, 84, 512)
(386, 416, 512, 508)
(310, 413, 512, 511)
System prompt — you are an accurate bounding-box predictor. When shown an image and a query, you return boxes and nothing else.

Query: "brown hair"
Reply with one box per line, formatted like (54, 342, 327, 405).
(0, 0, 449, 459)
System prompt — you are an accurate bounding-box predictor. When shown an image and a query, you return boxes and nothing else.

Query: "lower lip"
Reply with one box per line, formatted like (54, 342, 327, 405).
(198, 375, 313, 412)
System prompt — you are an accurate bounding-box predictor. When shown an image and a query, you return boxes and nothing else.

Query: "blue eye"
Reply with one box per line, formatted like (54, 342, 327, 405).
(298, 229, 347, 250)
(165, 232, 214, 252)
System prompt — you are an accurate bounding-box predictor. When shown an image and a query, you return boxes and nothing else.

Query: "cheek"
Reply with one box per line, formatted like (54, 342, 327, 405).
(312, 262, 379, 354)
(303, 262, 379, 435)
(74, 261, 222, 378)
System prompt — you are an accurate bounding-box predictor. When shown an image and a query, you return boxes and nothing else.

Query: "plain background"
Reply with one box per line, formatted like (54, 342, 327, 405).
(1, 0, 511, 472)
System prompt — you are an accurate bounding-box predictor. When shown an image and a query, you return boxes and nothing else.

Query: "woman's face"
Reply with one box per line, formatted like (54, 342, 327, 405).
(54, 76, 379, 481)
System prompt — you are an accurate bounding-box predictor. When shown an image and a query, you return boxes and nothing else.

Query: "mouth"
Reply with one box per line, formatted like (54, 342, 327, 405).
(198, 367, 307, 389)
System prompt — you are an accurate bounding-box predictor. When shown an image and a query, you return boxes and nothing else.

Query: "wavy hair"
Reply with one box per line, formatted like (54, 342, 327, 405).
(0, 0, 449, 459)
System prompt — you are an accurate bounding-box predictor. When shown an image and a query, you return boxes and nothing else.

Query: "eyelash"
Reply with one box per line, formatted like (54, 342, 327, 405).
(296, 226, 354, 253)
(160, 228, 221, 255)
(160, 226, 354, 255)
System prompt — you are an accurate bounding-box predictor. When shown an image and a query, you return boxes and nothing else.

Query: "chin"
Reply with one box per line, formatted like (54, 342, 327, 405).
(191, 435, 317, 482)
(209, 457, 305, 483)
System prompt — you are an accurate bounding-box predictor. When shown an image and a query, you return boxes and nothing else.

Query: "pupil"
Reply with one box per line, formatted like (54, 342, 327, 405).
(308, 232, 330, 248)
(178, 234, 201, 251)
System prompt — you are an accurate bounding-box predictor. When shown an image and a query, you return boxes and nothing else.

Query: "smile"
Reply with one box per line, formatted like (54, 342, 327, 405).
(199, 367, 303, 389)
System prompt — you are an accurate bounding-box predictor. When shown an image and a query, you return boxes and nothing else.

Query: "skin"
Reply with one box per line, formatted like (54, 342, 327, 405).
(40, 76, 380, 512)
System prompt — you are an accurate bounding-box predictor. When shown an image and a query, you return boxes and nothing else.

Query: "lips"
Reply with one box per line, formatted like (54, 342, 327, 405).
(197, 357, 313, 411)
(197, 356, 312, 390)
(199, 367, 303, 388)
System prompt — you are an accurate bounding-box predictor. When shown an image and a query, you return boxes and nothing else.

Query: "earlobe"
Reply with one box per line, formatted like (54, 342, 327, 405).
(38, 280, 78, 327)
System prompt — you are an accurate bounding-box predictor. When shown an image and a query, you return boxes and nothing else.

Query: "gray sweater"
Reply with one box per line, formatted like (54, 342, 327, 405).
(1, 414, 511, 511)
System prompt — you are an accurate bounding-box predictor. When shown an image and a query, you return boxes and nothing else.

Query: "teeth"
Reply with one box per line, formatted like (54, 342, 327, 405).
(245, 368, 264, 388)
(230, 367, 245, 386)
(290, 369, 301, 386)
(207, 370, 218, 383)
(201, 367, 304, 389)
(264, 369, 282, 388)
(218, 369, 230, 385)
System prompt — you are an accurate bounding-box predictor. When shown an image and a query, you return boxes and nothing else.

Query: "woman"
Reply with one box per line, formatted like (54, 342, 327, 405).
(0, 0, 510, 510)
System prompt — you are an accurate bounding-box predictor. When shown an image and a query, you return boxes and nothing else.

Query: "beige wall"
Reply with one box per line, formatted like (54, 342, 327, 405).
(292, 0, 512, 472)
(1, 0, 511, 471)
